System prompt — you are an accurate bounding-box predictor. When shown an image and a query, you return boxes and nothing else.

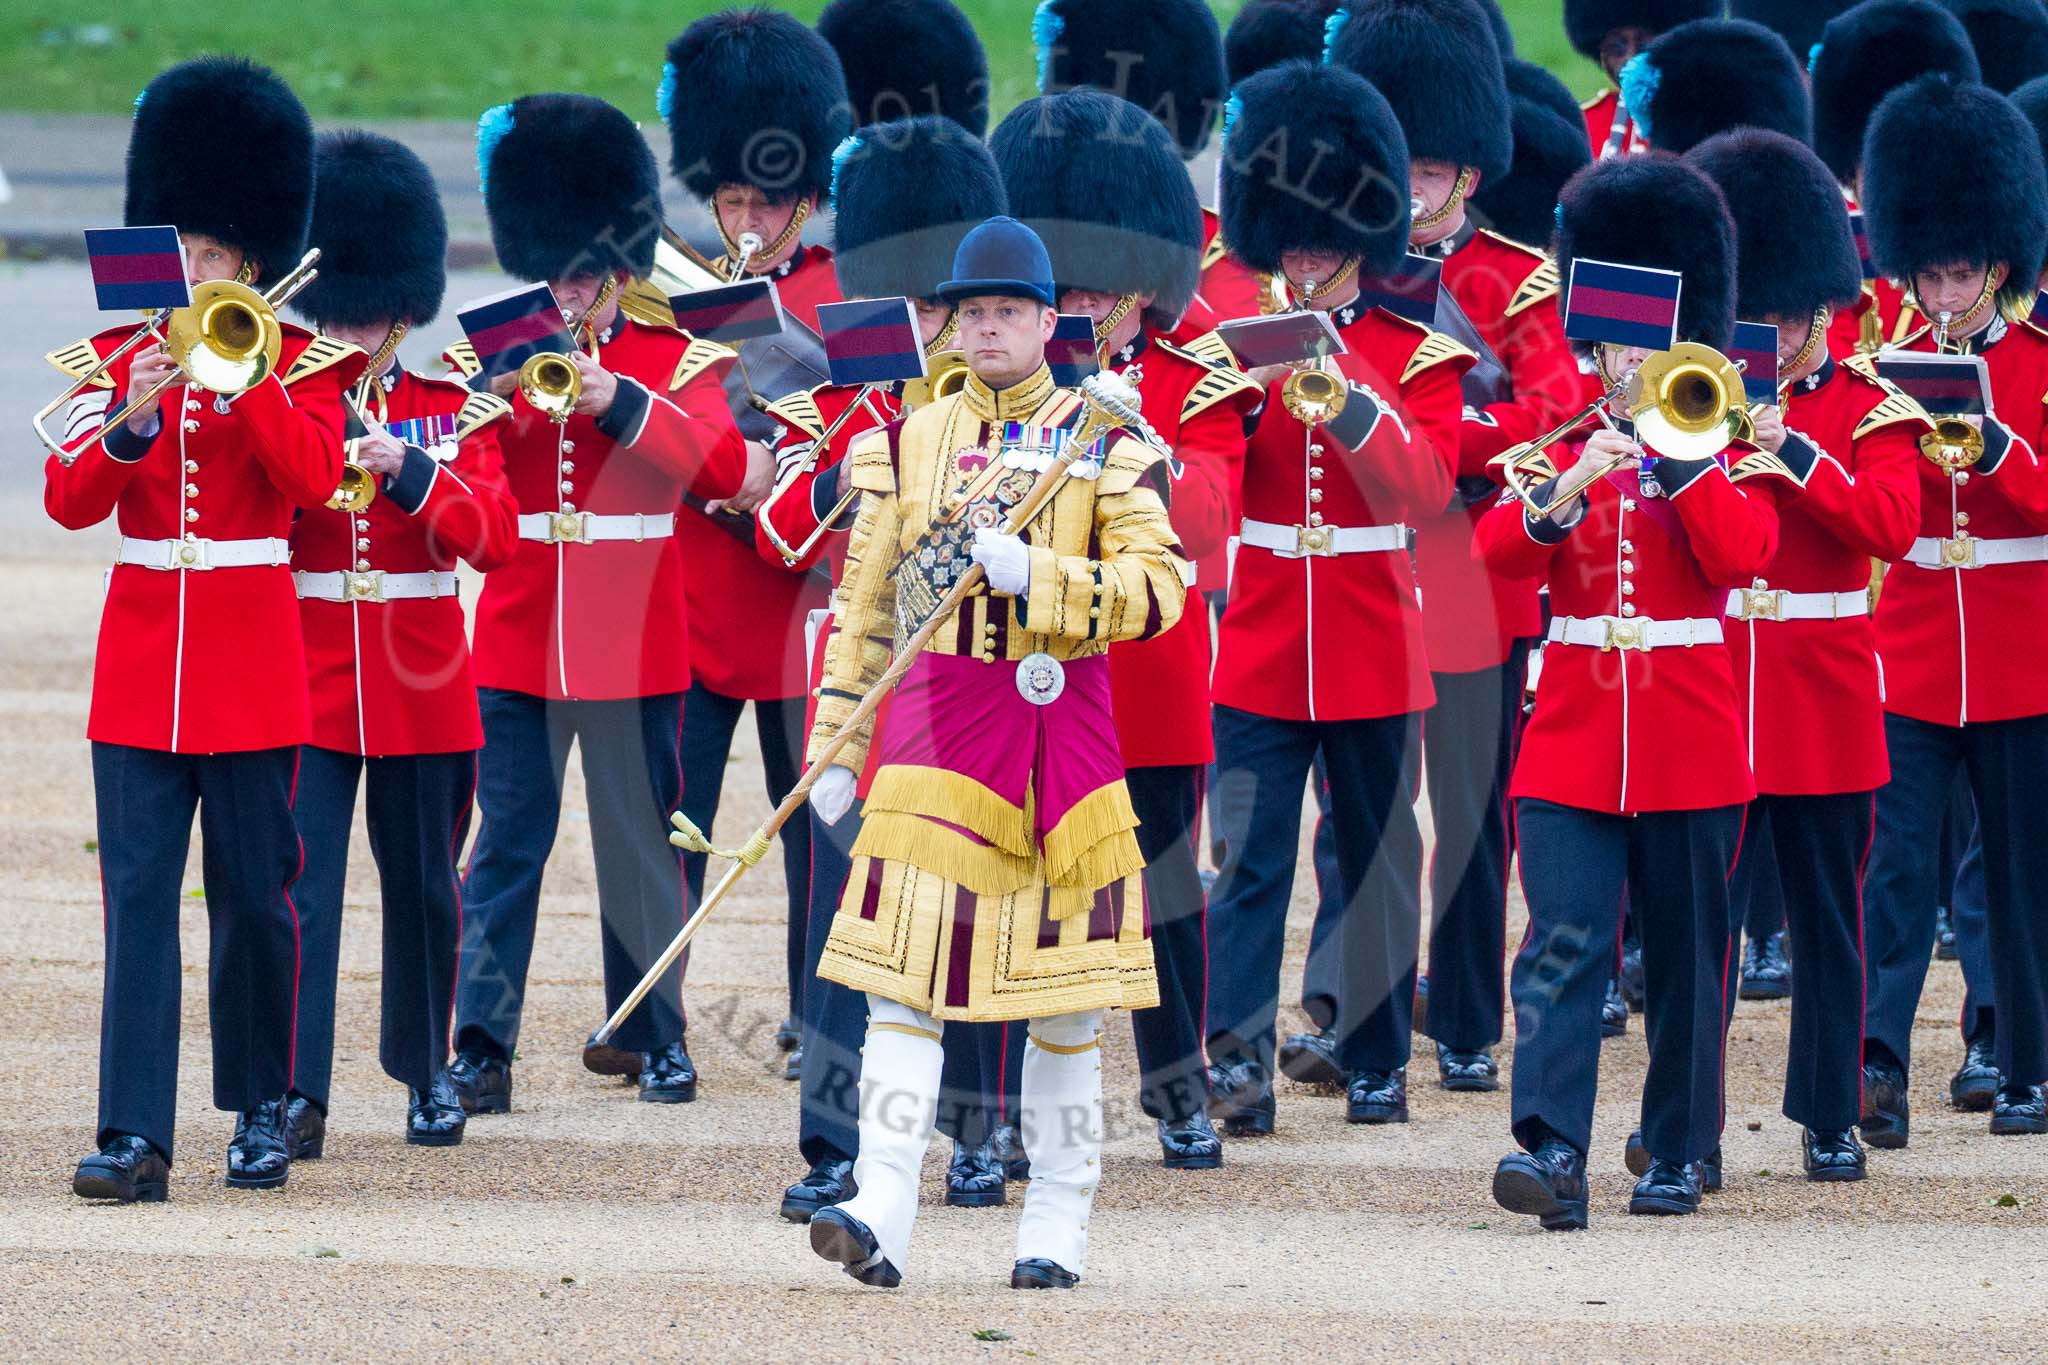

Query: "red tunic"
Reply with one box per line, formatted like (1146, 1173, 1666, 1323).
(1415, 229, 1591, 673)
(291, 369, 519, 755)
(45, 324, 362, 754)
(1212, 306, 1471, 722)
(1724, 358, 1924, 794)
(1875, 319, 2048, 726)
(460, 318, 747, 701)
(1476, 444, 1786, 813)
(1581, 87, 1647, 159)
(1104, 331, 1260, 768)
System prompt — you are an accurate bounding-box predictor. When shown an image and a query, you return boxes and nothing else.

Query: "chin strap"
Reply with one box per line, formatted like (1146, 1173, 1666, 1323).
(1410, 168, 1476, 234)
(717, 196, 812, 272)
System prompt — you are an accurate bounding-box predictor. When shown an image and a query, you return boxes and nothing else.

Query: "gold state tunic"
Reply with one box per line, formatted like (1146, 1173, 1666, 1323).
(809, 364, 1188, 1020)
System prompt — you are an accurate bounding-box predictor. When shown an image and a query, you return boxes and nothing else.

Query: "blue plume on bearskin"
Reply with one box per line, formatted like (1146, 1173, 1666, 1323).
(481, 93, 661, 283)
(1621, 18, 1811, 155)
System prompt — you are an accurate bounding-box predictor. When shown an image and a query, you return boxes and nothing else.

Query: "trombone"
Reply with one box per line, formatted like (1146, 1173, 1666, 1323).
(1493, 342, 1747, 520)
(35, 249, 322, 465)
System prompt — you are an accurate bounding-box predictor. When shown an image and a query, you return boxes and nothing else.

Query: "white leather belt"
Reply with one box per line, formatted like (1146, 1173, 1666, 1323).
(1239, 517, 1408, 559)
(1905, 534, 2048, 570)
(1547, 614, 1723, 652)
(1725, 588, 1868, 622)
(517, 511, 675, 545)
(117, 536, 290, 571)
(295, 569, 459, 603)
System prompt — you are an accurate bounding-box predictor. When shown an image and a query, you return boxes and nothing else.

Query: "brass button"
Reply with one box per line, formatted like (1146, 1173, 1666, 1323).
(1620, 560, 1634, 573)
(1309, 489, 1324, 503)
(183, 507, 199, 522)
(184, 483, 199, 498)
(1089, 607, 1101, 619)
(1622, 498, 1638, 511)
(560, 440, 576, 455)
(1308, 512, 1324, 527)
(356, 537, 371, 551)
(183, 419, 200, 433)
(1620, 602, 1637, 617)
(356, 518, 371, 532)
(184, 459, 199, 474)
(185, 399, 201, 412)
(561, 460, 576, 475)
(980, 650, 996, 663)
(561, 502, 577, 514)
(560, 481, 575, 495)
(1620, 539, 1634, 553)
(1955, 512, 1970, 528)
(1309, 466, 1324, 481)
(1621, 582, 1634, 596)
(1955, 471, 1971, 485)
(356, 558, 371, 571)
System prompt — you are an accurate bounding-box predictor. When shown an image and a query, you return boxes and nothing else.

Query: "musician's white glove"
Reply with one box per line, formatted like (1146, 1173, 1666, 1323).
(971, 527, 1031, 596)
(811, 764, 857, 826)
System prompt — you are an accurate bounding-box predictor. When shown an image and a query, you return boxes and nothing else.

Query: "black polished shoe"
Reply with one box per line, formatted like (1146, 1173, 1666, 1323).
(775, 1015, 800, 1052)
(1158, 1112, 1224, 1170)
(73, 1134, 169, 1204)
(783, 1045, 803, 1083)
(1277, 1028, 1345, 1090)
(1739, 930, 1793, 1001)
(988, 1122, 1031, 1182)
(225, 1100, 291, 1190)
(1989, 1083, 2048, 1135)
(1619, 940, 1646, 1013)
(1345, 1068, 1409, 1124)
(1951, 1032, 2000, 1112)
(1860, 1060, 1909, 1149)
(1803, 1127, 1867, 1181)
(809, 1205, 902, 1288)
(283, 1092, 325, 1160)
(1011, 1257, 1079, 1289)
(780, 1158, 857, 1223)
(443, 1050, 511, 1115)
(638, 1040, 699, 1103)
(1934, 904, 1959, 961)
(1207, 1058, 1275, 1136)
(1700, 1145, 1724, 1194)
(1491, 1140, 1588, 1231)
(406, 1073, 468, 1147)
(1437, 1043, 1499, 1093)
(1601, 977, 1630, 1038)
(1628, 1157, 1702, 1216)
(946, 1138, 1008, 1207)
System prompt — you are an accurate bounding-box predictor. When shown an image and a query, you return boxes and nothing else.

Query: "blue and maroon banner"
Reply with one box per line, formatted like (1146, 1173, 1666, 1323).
(1564, 258, 1682, 351)
(1874, 351, 1992, 416)
(1357, 253, 1442, 326)
(817, 296, 927, 387)
(456, 283, 577, 381)
(1728, 321, 1780, 404)
(669, 277, 786, 343)
(84, 225, 190, 311)
(1048, 313, 1100, 389)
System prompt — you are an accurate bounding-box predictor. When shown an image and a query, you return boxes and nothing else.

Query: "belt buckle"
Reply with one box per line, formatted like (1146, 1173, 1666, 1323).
(1940, 535, 1977, 568)
(171, 537, 209, 571)
(344, 569, 386, 603)
(551, 510, 590, 544)
(1740, 588, 1784, 622)
(1602, 618, 1645, 652)
(1015, 651, 1067, 706)
(1295, 524, 1334, 557)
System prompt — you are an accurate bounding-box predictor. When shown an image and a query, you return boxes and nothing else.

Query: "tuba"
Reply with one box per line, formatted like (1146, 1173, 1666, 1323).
(35, 250, 322, 464)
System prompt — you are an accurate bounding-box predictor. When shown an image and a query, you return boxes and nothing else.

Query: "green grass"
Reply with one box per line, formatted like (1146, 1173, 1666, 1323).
(0, 0, 1597, 122)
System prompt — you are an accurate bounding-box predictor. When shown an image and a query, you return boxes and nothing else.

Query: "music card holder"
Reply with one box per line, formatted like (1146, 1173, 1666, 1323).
(1213, 310, 1349, 369)
(817, 296, 929, 388)
(1047, 313, 1101, 389)
(1874, 350, 1994, 417)
(1728, 322, 1781, 405)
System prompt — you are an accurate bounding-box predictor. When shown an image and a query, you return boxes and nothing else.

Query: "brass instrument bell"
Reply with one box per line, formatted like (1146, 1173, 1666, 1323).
(1920, 417, 1986, 472)
(1281, 360, 1349, 428)
(519, 352, 582, 423)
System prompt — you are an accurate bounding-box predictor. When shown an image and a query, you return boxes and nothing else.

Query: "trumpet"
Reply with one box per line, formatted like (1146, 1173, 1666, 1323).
(328, 321, 411, 514)
(728, 231, 764, 283)
(1921, 417, 1986, 471)
(1495, 342, 1746, 520)
(35, 249, 321, 465)
(1281, 356, 1348, 427)
(514, 276, 619, 424)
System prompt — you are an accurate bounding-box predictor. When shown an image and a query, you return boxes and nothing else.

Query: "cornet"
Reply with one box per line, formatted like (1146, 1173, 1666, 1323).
(328, 321, 411, 514)
(514, 275, 619, 424)
(34, 249, 321, 465)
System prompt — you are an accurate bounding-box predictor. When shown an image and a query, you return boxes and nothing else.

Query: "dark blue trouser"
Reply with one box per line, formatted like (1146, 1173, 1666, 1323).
(1725, 792, 1873, 1131)
(1509, 798, 1742, 1164)
(91, 741, 304, 1162)
(1127, 764, 1212, 1122)
(676, 683, 811, 1021)
(1952, 818, 1995, 1044)
(293, 745, 475, 1108)
(1206, 705, 1423, 1081)
(1863, 712, 2048, 1086)
(455, 688, 686, 1062)
(1737, 815, 1786, 944)
(1305, 651, 1527, 1051)
(796, 803, 1020, 1166)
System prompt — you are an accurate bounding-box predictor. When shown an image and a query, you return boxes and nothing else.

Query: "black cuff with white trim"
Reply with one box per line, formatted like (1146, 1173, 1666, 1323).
(595, 376, 651, 446)
(1774, 432, 1819, 485)
(382, 444, 439, 515)
(811, 460, 858, 528)
(102, 415, 159, 463)
(1975, 417, 2015, 474)
(1653, 455, 1717, 497)
(1522, 476, 1582, 543)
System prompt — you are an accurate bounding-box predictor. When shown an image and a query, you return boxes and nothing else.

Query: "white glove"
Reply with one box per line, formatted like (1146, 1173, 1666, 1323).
(810, 764, 857, 826)
(970, 527, 1031, 596)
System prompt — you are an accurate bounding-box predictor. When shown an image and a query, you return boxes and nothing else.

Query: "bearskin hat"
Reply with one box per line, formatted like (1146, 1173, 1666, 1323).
(1811, 0, 1980, 186)
(1728, 0, 1858, 61)
(1325, 0, 1513, 183)
(991, 90, 1202, 327)
(661, 8, 851, 203)
(1224, 0, 1343, 84)
(1474, 0, 1518, 56)
(1620, 19, 1812, 156)
(125, 56, 313, 279)
(1219, 60, 1411, 275)
(2011, 71, 2048, 161)
(1555, 153, 1738, 350)
(1470, 91, 1594, 248)
(1033, 0, 1227, 157)
(1507, 56, 1585, 129)
(1564, 0, 1722, 59)
(831, 116, 1007, 301)
(1686, 128, 1861, 322)
(479, 94, 661, 282)
(1939, 0, 2048, 93)
(293, 131, 447, 328)
(817, 0, 991, 137)
(1863, 74, 2048, 315)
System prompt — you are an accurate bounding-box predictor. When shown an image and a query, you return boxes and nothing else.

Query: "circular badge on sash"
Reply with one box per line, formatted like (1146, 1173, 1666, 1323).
(1016, 651, 1067, 706)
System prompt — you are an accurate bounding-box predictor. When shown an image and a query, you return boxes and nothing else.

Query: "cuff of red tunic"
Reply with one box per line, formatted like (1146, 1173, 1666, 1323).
(1774, 431, 1819, 485)
(1976, 417, 2015, 474)
(1653, 455, 1717, 498)
(102, 414, 159, 463)
(596, 376, 652, 446)
(382, 444, 439, 514)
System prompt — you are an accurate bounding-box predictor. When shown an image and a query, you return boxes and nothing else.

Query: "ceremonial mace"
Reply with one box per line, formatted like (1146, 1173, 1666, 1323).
(583, 371, 1151, 1071)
